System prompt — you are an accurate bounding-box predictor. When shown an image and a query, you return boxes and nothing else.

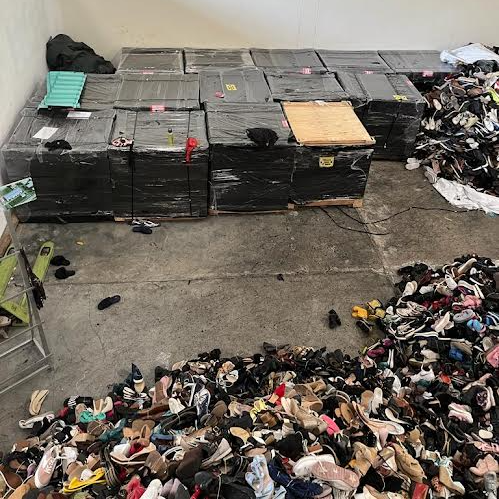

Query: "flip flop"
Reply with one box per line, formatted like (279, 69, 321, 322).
(29, 390, 49, 416)
(62, 467, 106, 493)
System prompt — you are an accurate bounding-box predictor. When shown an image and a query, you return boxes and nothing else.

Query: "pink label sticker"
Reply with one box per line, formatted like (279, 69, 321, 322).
(301, 67, 312, 75)
(281, 119, 289, 128)
(364, 70, 374, 74)
(215, 91, 225, 98)
(151, 105, 165, 112)
(142, 71, 154, 75)
(422, 70, 434, 77)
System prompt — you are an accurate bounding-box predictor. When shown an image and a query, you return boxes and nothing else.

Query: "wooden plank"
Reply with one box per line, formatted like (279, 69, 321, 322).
(208, 208, 290, 216)
(283, 101, 375, 146)
(294, 198, 363, 208)
(0, 214, 18, 256)
(114, 216, 204, 223)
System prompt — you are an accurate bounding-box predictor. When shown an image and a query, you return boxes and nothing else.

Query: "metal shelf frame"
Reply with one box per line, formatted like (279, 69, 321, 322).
(0, 211, 52, 395)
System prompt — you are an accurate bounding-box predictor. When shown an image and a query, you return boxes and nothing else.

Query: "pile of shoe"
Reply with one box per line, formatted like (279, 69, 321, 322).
(3, 255, 498, 499)
(410, 61, 499, 197)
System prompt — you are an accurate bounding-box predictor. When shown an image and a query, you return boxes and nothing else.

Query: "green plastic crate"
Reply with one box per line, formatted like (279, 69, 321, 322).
(38, 71, 87, 109)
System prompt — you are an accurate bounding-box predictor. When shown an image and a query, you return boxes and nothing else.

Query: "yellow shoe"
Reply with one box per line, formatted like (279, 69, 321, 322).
(352, 306, 368, 320)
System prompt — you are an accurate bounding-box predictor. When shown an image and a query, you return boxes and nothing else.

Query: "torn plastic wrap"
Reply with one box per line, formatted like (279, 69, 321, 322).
(116, 47, 184, 74)
(251, 49, 325, 74)
(266, 73, 348, 102)
(199, 68, 271, 104)
(25, 74, 122, 111)
(337, 72, 425, 160)
(206, 102, 295, 212)
(292, 147, 374, 204)
(379, 50, 458, 90)
(114, 74, 200, 111)
(109, 110, 208, 218)
(184, 48, 255, 73)
(1, 109, 115, 221)
(317, 50, 393, 74)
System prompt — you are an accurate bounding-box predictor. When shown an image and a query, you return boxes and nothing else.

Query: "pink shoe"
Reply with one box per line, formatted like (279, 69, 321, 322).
(34, 445, 60, 488)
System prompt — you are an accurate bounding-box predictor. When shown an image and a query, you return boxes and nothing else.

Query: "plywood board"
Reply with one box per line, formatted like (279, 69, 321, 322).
(283, 101, 375, 146)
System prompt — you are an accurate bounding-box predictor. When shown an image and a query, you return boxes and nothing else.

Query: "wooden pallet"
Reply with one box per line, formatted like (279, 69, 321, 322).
(114, 216, 205, 223)
(208, 208, 291, 216)
(294, 198, 363, 208)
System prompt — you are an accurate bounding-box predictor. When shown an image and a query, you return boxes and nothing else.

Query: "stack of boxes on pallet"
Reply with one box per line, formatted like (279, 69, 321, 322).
(1, 47, 457, 221)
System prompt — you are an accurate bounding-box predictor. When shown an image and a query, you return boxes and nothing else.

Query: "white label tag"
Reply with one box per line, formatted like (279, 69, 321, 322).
(33, 127, 58, 140)
(67, 111, 92, 119)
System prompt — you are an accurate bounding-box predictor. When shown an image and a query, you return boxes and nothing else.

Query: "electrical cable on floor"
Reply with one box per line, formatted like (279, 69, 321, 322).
(318, 207, 389, 236)
(318, 205, 469, 236)
(336, 206, 469, 225)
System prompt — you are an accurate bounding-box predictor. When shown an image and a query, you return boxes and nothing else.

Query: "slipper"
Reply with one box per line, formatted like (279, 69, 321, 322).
(54, 268, 76, 280)
(19, 412, 55, 429)
(50, 256, 70, 267)
(29, 390, 49, 416)
(62, 467, 106, 493)
(97, 295, 121, 310)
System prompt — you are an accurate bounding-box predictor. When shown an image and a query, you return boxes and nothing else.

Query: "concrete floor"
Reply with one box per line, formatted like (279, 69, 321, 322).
(1, 161, 498, 448)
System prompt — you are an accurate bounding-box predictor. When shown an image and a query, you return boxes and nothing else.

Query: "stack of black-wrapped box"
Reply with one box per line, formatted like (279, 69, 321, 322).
(184, 49, 255, 73)
(2, 109, 115, 221)
(116, 47, 184, 74)
(114, 73, 200, 111)
(317, 50, 393, 74)
(379, 50, 457, 89)
(109, 110, 209, 218)
(251, 49, 326, 74)
(337, 72, 425, 160)
(199, 68, 272, 104)
(266, 73, 348, 102)
(206, 102, 295, 212)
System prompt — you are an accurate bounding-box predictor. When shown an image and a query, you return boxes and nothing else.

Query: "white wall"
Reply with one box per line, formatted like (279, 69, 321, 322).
(58, 0, 498, 61)
(0, 0, 62, 233)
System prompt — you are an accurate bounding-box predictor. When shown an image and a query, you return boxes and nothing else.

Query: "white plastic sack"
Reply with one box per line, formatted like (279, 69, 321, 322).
(441, 43, 499, 65)
(433, 177, 499, 215)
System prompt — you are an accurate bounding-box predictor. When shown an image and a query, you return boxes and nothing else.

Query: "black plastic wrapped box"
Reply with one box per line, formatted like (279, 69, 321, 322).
(292, 147, 373, 204)
(25, 74, 122, 111)
(114, 74, 200, 111)
(317, 50, 393, 74)
(116, 47, 184, 74)
(109, 110, 209, 218)
(266, 73, 348, 102)
(379, 50, 457, 89)
(1, 109, 115, 221)
(251, 48, 325, 74)
(184, 49, 255, 74)
(282, 101, 374, 205)
(199, 68, 271, 104)
(206, 102, 295, 212)
(337, 72, 425, 160)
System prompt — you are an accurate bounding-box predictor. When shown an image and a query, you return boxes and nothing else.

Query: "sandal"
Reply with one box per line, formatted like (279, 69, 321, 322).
(29, 390, 49, 416)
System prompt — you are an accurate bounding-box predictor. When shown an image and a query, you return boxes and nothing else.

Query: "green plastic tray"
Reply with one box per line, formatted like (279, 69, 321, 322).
(38, 71, 87, 109)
